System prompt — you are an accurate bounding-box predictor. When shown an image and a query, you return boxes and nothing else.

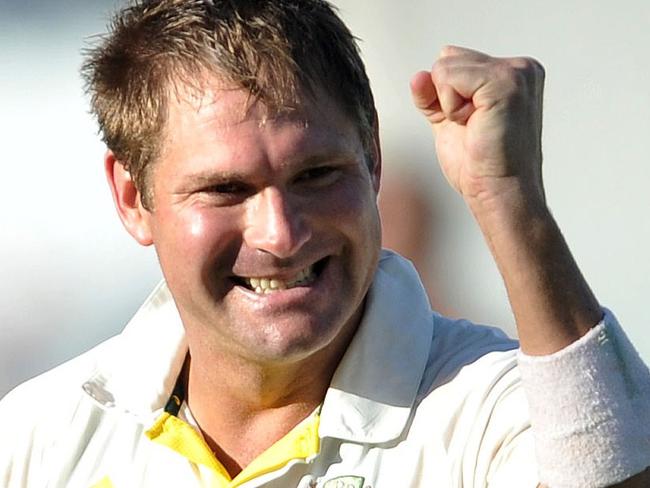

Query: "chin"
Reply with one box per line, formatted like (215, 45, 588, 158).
(234, 311, 359, 365)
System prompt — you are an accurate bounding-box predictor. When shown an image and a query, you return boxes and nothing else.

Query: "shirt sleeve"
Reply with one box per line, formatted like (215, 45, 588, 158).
(468, 369, 539, 488)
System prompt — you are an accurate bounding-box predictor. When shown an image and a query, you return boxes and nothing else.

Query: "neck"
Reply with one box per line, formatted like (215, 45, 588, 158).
(187, 354, 324, 477)
(186, 347, 336, 415)
(182, 304, 363, 477)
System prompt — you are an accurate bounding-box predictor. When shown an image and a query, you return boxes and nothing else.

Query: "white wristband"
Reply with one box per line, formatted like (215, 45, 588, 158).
(518, 309, 650, 488)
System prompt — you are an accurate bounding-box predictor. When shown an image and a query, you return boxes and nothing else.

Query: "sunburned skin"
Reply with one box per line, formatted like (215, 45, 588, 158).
(111, 80, 382, 364)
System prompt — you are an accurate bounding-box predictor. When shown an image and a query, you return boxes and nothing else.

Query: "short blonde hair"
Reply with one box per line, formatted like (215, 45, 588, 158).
(82, 0, 376, 209)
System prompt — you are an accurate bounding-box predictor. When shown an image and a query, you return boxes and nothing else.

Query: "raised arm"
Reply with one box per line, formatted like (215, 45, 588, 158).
(410, 45, 600, 356)
(410, 45, 649, 487)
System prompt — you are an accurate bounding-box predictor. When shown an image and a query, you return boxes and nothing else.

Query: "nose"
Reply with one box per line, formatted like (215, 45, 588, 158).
(243, 187, 311, 258)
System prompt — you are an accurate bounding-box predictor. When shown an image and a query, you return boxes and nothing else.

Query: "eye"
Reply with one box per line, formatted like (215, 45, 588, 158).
(198, 180, 253, 205)
(205, 181, 249, 195)
(294, 166, 341, 186)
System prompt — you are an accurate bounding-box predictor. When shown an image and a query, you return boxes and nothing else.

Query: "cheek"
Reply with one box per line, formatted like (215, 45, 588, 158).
(309, 178, 376, 219)
(185, 208, 243, 258)
(159, 210, 210, 254)
(155, 208, 242, 274)
(189, 212, 205, 237)
(318, 181, 381, 240)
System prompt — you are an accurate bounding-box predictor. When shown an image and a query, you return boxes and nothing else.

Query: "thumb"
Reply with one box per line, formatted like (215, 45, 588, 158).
(410, 70, 444, 124)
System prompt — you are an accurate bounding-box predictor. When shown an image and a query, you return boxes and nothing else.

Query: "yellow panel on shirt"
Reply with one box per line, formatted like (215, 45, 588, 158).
(145, 409, 320, 487)
(90, 476, 114, 488)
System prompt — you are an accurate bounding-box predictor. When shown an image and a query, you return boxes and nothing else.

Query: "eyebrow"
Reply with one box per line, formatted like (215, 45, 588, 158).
(179, 150, 359, 188)
(174, 171, 250, 195)
(286, 151, 358, 169)
(182, 171, 247, 186)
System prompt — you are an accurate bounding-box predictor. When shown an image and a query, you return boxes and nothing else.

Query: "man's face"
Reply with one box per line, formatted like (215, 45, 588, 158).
(139, 80, 381, 364)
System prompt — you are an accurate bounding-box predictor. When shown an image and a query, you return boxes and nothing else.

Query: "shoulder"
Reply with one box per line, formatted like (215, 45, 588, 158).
(423, 313, 520, 393)
(0, 337, 117, 485)
(411, 316, 537, 486)
(414, 313, 527, 449)
(1, 335, 116, 415)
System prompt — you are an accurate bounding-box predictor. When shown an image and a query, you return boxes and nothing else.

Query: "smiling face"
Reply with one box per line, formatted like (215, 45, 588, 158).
(126, 80, 382, 365)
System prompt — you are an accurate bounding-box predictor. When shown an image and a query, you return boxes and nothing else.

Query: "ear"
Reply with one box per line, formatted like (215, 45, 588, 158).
(370, 109, 382, 194)
(104, 150, 153, 246)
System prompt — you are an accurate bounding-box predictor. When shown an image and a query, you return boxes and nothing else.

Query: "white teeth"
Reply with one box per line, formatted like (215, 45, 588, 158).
(242, 264, 316, 294)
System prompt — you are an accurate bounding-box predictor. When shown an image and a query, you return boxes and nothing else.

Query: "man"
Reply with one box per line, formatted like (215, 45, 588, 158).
(1, 1, 649, 487)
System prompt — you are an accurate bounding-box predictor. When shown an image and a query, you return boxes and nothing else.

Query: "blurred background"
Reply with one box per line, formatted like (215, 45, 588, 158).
(1, 0, 649, 397)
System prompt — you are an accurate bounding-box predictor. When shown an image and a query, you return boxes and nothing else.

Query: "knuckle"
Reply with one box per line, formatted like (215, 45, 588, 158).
(494, 56, 545, 97)
(513, 56, 546, 82)
(431, 59, 452, 83)
(530, 57, 546, 80)
(494, 61, 518, 84)
(487, 62, 523, 100)
(439, 45, 456, 57)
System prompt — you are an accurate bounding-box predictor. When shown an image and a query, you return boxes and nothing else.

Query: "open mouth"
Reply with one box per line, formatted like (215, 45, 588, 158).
(232, 257, 329, 294)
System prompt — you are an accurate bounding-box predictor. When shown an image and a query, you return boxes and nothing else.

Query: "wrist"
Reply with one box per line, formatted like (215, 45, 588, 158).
(463, 176, 551, 267)
(518, 310, 650, 487)
(464, 176, 548, 236)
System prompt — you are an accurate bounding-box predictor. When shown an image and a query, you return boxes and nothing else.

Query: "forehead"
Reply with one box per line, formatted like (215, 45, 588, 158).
(167, 74, 351, 129)
(158, 77, 364, 172)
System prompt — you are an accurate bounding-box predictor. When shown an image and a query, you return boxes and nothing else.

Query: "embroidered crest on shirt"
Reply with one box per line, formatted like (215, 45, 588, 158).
(320, 475, 366, 488)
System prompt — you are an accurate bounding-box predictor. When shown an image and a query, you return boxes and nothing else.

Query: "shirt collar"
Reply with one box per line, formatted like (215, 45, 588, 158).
(319, 251, 434, 443)
(81, 251, 434, 443)
(82, 281, 188, 420)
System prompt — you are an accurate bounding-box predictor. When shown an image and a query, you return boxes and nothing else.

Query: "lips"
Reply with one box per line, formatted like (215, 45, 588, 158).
(233, 258, 328, 294)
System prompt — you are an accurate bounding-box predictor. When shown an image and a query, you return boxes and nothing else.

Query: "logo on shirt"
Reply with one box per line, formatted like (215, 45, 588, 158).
(321, 475, 366, 488)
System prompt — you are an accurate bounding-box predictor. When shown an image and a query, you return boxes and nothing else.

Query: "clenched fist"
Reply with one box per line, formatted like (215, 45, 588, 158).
(411, 46, 546, 218)
(412, 46, 602, 357)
